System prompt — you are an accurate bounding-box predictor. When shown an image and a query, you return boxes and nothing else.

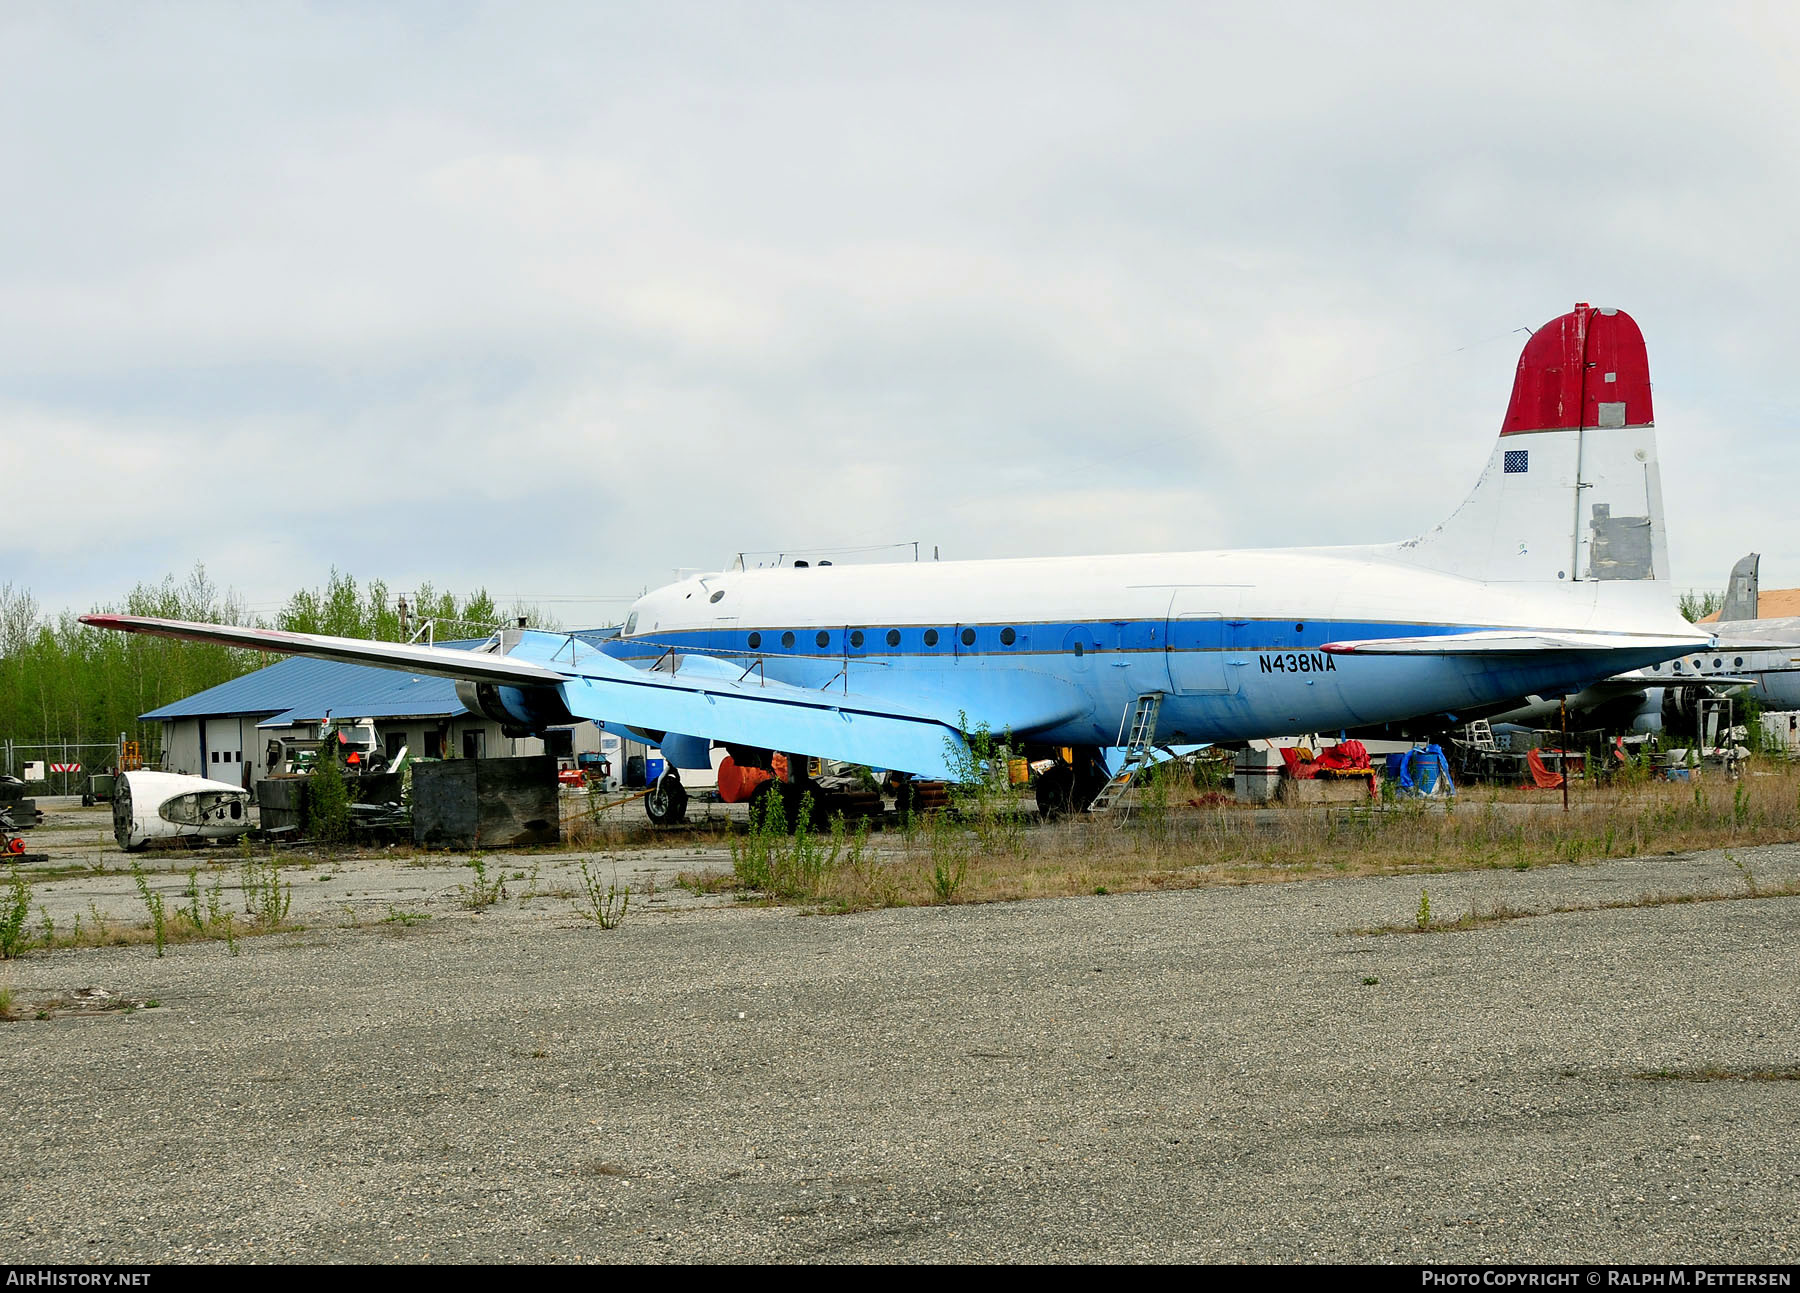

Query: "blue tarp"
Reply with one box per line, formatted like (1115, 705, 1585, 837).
(1386, 744, 1456, 797)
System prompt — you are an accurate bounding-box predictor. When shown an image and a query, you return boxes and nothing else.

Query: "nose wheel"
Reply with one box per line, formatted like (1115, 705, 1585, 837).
(645, 770, 688, 825)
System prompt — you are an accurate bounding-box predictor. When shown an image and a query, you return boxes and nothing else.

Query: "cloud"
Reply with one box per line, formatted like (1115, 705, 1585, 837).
(3, 1, 1798, 622)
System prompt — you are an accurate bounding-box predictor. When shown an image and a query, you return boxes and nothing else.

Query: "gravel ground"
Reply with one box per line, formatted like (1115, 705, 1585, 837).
(2, 807, 1798, 1263)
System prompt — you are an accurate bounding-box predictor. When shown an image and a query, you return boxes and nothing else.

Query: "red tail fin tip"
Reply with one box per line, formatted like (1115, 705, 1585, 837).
(1500, 303, 1653, 435)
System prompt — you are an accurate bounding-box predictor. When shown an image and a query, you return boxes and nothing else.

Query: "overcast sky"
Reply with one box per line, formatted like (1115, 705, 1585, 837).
(5, 1, 1798, 626)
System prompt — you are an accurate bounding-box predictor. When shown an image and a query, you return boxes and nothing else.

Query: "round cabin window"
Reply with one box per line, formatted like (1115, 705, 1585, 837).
(924, 629, 939, 647)
(961, 628, 976, 646)
(1000, 627, 1016, 646)
(781, 631, 795, 648)
(748, 632, 761, 649)
(816, 631, 830, 649)
(709, 590, 725, 603)
(886, 629, 901, 647)
(850, 630, 864, 648)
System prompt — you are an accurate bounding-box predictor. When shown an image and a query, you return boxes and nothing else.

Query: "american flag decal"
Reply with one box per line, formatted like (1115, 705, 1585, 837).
(1503, 449, 1529, 474)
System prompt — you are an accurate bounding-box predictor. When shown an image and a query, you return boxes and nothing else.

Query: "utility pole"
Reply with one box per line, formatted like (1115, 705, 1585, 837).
(1560, 700, 1570, 813)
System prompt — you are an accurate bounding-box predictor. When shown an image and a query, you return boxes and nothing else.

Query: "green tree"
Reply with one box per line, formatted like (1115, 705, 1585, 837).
(306, 752, 353, 846)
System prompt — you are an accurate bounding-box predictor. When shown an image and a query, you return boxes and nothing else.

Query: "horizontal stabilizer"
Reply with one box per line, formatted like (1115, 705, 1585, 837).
(1321, 630, 1708, 656)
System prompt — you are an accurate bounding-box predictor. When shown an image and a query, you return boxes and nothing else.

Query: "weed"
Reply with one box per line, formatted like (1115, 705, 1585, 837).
(1731, 852, 1758, 897)
(241, 855, 292, 928)
(131, 860, 167, 957)
(382, 907, 431, 927)
(0, 984, 14, 1019)
(946, 716, 1026, 861)
(927, 811, 971, 903)
(1415, 888, 1431, 931)
(459, 852, 507, 911)
(179, 867, 204, 931)
(0, 871, 28, 960)
(1362, 977, 1379, 986)
(731, 789, 787, 892)
(575, 861, 631, 928)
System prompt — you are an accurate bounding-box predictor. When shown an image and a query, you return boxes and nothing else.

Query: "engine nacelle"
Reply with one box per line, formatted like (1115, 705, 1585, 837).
(454, 681, 578, 737)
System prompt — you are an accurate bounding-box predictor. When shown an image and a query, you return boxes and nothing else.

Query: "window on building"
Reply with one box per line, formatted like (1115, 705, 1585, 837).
(545, 730, 574, 758)
(462, 729, 486, 760)
(385, 733, 408, 763)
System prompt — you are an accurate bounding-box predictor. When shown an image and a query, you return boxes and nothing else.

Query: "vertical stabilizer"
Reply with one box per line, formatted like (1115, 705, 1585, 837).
(1720, 552, 1760, 621)
(1388, 304, 1667, 586)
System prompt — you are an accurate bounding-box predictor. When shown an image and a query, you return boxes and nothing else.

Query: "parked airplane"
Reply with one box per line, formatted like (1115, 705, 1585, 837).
(1638, 552, 1800, 718)
(84, 302, 1711, 820)
(1469, 553, 1800, 737)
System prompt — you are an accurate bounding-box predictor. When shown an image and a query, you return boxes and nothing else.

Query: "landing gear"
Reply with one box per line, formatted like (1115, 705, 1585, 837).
(746, 778, 823, 832)
(1034, 750, 1107, 819)
(644, 769, 688, 826)
(1034, 765, 1077, 818)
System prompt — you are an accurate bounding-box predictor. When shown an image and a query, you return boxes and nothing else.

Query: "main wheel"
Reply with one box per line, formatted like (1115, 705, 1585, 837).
(644, 771, 688, 826)
(1035, 765, 1077, 819)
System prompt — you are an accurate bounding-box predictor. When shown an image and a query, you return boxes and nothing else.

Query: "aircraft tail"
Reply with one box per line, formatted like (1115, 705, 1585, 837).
(1387, 303, 1668, 588)
(1720, 552, 1760, 621)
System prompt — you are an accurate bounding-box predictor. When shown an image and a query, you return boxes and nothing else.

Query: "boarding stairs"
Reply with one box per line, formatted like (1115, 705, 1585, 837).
(1463, 719, 1498, 752)
(1087, 691, 1165, 815)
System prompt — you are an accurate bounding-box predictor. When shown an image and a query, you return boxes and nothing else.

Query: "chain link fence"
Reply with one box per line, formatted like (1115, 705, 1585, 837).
(3, 738, 160, 797)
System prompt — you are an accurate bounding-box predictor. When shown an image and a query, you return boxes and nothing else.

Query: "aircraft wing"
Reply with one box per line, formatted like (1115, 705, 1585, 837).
(82, 615, 570, 685)
(81, 614, 969, 780)
(1320, 630, 1707, 656)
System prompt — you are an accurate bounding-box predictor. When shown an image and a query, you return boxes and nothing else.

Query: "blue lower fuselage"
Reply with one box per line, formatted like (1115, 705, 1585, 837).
(602, 617, 1685, 747)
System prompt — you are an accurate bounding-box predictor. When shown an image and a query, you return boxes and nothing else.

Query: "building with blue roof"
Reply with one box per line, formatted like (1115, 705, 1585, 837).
(142, 641, 608, 789)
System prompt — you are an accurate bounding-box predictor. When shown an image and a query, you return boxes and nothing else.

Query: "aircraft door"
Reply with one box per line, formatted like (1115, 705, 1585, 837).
(1164, 589, 1242, 695)
(1063, 625, 1100, 674)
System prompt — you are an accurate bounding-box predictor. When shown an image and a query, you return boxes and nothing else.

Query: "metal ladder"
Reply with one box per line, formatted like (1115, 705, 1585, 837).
(1087, 692, 1164, 814)
(1464, 718, 1497, 752)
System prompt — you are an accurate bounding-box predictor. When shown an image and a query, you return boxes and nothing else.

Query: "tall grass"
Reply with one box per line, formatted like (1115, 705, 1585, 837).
(693, 763, 1800, 911)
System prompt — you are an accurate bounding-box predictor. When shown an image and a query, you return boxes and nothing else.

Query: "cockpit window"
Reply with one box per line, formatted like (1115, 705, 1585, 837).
(624, 612, 638, 636)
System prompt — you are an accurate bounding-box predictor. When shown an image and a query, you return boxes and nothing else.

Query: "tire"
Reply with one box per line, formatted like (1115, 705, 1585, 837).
(1035, 765, 1077, 819)
(781, 781, 822, 832)
(644, 772, 688, 826)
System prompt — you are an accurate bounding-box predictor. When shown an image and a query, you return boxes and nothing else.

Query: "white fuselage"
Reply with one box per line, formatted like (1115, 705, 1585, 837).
(614, 545, 1699, 748)
(113, 770, 254, 852)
